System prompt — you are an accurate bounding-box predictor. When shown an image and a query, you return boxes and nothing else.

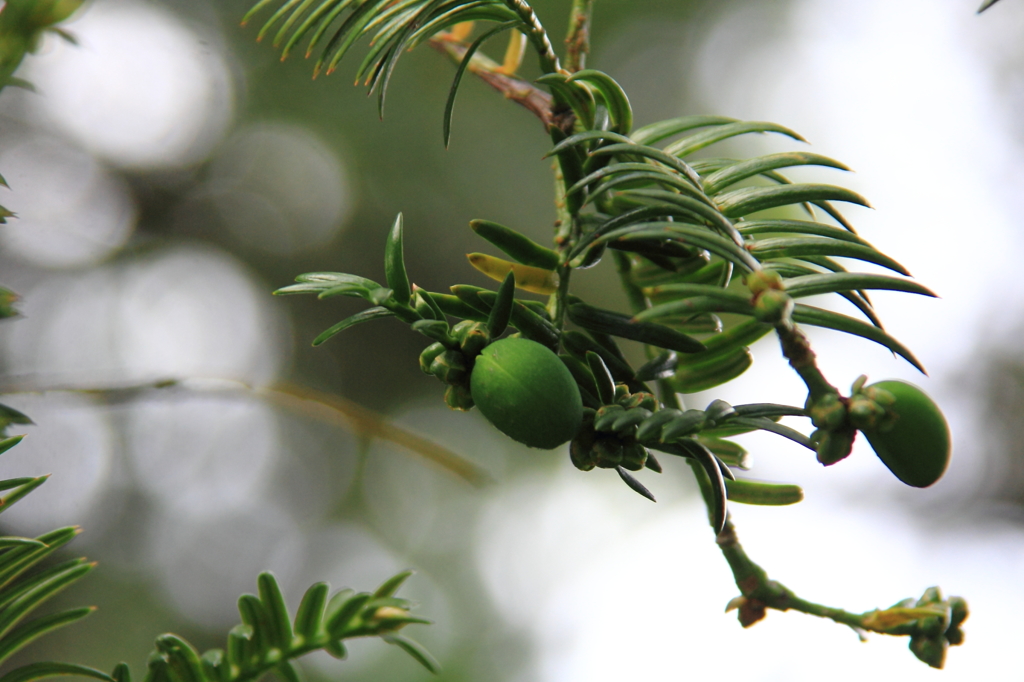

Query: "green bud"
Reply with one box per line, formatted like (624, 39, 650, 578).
(570, 410, 598, 471)
(809, 392, 847, 430)
(570, 437, 597, 471)
(948, 597, 969, 629)
(630, 392, 658, 411)
(909, 635, 947, 669)
(815, 428, 855, 466)
(847, 395, 888, 430)
(453, 320, 490, 357)
(753, 289, 794, 325)
(593, 437, 623, 468)
(419, 342, 447, 375)
(431, 350, 468, 385)
(593, 404, 625, 432)
(744, 269, 784, 296)
(917, 586, 943, 606)
(412, 290, 437, 320)
(444, 384, 474, 411)
(619, 442, 648, 471)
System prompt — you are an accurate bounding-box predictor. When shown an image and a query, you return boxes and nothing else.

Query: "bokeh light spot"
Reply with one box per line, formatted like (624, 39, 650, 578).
(203, 122, 353, 255)
(2, 245, 287, 387)
(0, 134, 136, 267)
(25, 0, 234, 169)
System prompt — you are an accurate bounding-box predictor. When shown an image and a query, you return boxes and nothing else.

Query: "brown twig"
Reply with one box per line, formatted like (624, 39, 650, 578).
(429, 37, 555, 127)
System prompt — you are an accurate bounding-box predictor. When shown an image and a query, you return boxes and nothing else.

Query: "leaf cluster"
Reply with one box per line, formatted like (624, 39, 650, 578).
(0, 416, 97, 682)
(1, 568, 436, 682)
(242, 0, 550, 119)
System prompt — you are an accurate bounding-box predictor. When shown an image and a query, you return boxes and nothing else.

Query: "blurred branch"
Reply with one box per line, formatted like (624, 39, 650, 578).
(0, 378, 494, 488)
(262, 382, 494, 487)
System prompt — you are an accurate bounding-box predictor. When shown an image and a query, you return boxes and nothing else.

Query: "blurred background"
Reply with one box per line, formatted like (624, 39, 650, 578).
(0, 0, 1022, 679)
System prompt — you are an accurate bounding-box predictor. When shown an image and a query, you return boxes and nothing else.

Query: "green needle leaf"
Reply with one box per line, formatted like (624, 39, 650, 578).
(536, 73, 596, 131)
(0, 404, 32, 426)
(547, 130, 634, 157)
(635, 409, 682, 442)
(559, 354, 600, 406)
(663, 120, 806, 158)
(487, 272, 516, 338)
(726, 416, 816, 450)
(736, 219, 869, 245)
(703, 152, 849, 196)
(598, 222, 760, 272)
(726, 478, 804, 506)
(683, 439, 728, 534)
(0, 607, 95, 666)
(0, 562, 94, 642)
(155, 635, 205, 682)
(588, 143, 702, 188)
(614, 191, 743, 248)
(568, 69, 633, 134)
(312, 307, 394, 346)
(562, 331, 635, 382)
(373, 570, 414, 599)
(274, 662, 301, 682)
(671, 346, 753, 394)
(615, 466, 656, 501)
(444, 20, 518, 148)
(732, 403, 806, 419)
(636, 287, 755, 322)
(325, 592, 371, 637)
(293, 582, 329, 640)
(0, 436, 25, 457)
(566, 162, 698, 199)
(0, 477, 49, 517)
(470, 219, 560, 270)
(385, 213, 411, 305)
(783, 272, 935, 299)
(791, 303, 925, 372)
(716, 184, 870, 219)
(257, 572, 294, 649)
(630, 115, 738, 146)
(0, 663, 113, 682)
(659, 410, 707, 441)
(568, 302, 705, 353)
(111, 663, 130, 682)
(749, 237, 909, 275)
(586, 351, 616, 405)
(634, 351, 678, 382)
(382, 634, 440, 674)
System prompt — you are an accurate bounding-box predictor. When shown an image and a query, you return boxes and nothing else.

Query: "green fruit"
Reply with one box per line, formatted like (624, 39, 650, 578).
(861, 380, 950, 488)
(470, 337, 583, 449)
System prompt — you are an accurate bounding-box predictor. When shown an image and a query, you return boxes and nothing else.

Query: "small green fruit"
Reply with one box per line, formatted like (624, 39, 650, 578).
(470, 337, 583, 449)
(861, 380, 950, 488)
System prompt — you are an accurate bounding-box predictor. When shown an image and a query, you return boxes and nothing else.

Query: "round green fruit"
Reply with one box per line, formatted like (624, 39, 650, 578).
(470, 337, 583, 449)
(861, 380, 950, 488)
